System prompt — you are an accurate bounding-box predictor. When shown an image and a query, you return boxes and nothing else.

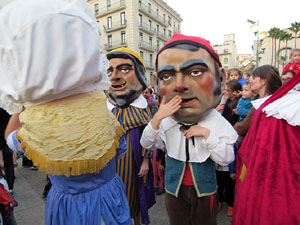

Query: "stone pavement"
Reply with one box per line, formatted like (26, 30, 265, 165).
(12, 159, 232, 225)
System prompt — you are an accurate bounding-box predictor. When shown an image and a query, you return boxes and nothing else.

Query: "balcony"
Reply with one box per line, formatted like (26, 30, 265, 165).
(138, 22, 156, 35)
(139, 40, 156, 52)
(104, 40, 127, 51)
(138, 2, 168, 27)
(104, 20, 127, 33)
(144, 60, 154, 69)
(95, 0, 126, 18)
(156, 31, 168, 42)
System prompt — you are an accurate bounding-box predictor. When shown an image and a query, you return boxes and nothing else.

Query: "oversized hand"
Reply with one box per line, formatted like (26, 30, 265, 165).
(182, 126, 210, 139)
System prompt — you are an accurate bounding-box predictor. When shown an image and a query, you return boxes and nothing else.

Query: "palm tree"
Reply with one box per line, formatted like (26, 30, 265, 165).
(268, 27, 278, 66)
(277, 30, 288, 68)
(289, 22, 300, 48)
(272, 27, 281, 68)
(284, 32, 294, 64)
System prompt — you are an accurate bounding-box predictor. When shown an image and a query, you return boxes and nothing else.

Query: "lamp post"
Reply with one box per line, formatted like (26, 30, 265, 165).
(247, 20, 267, 68)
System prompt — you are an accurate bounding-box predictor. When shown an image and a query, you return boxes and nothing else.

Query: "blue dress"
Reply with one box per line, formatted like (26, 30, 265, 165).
(45, 136, 132, 225)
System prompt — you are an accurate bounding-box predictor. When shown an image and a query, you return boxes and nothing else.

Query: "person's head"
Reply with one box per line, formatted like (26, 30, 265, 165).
(289, 49, 300, 63)
(106, 48, 147, 107)
(228, 68, 242, 81)
(242, 81, 257, 99)
(243, 72, 251, 81)
(224, 80, 242, 100)
(155, 33, 222, 124)
(250, 65, 282, 97)
(281, 71, 295, 85)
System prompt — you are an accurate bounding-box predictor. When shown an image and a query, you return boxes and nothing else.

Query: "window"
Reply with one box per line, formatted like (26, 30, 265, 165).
(107, 17, 112, 29)
(150, 72, 153, 83)
(96, 20, 99, 30)
(140, 51, 144, 59)
(148, 3, 151, 13)
(149, 20, 152, 31)
(163, 28, 166, 37)
(168, 16, 171, 26)
(138, 0, 141, 7)
(156, 9, 159, 17)
(121, 32, 126, 45)
(156, 25, 159, 34)
(121, 12, 125, 25)
(108, 35, 112, 47)
(139, 32, 143, 43)
(168, 30, 172, 38)
(224, 49, 229, 54)
(223, 58, 228, 63)
(163, 14, 165, 23)
(149, 37, 152, 47)
(157, 40, 160, 50)
(107, 0, 111, 10)
(94, 3, 99, 15)
(150, 54, 153, 67)
(177, 25, 180, 32)
(139, 14, 142, 27)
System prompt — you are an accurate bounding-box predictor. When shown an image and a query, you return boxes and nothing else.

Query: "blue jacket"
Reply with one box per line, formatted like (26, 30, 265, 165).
(165, 156, 217, 197)
(237, 98, 253, 122)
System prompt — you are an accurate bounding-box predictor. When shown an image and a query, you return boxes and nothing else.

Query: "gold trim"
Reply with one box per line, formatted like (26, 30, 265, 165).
(239, 164, 247, 182)
(174, 162, 186, 197)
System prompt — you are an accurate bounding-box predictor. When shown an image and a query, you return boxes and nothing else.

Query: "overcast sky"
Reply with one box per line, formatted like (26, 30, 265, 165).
(164, 0, 300, 54)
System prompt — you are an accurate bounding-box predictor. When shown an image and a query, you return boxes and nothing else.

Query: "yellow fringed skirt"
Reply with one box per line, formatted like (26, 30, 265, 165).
(17, 91, 124, 176)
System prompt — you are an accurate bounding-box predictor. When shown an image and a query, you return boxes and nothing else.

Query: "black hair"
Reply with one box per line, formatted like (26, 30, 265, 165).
(281, 71, 295, 77)
(226, 80, 242, 92)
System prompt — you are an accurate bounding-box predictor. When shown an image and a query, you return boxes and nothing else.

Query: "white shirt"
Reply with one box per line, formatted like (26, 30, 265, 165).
(252, 90, 300, 126)
(140, 109, 238, 166)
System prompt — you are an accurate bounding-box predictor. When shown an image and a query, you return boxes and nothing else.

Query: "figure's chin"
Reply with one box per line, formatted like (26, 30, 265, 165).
(173, 107, 210, 124)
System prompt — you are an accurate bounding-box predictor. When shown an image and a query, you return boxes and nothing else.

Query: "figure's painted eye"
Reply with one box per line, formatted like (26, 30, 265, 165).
(121, 68, 130, 74)
(189, 69, 202, 76)
(162, 74, 171, 81)
(107, 70, 112, 76)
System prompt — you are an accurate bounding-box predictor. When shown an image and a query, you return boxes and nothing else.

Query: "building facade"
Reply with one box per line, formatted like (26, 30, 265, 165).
(88, 0, 182, 84)
(213, 34, 238, 70)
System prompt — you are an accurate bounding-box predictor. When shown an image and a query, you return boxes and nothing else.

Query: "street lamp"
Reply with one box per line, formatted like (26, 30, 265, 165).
(247, 20, 267, 68)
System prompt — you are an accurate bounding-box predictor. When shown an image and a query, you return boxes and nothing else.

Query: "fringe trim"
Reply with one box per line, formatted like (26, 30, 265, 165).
(16, 126, 124, 177)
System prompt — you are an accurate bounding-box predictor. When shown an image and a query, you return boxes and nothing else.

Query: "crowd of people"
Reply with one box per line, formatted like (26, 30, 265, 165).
(0, 1, 300, 225)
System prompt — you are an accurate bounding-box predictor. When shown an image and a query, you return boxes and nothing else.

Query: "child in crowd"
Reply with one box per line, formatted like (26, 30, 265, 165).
(243, 72, 251, 81)
(228, 68, 246, 86)
(152, 149, 165, 195)
(217, 80, 242, 217)
(282, 49, 300, 75)
(237, 81, 258, 122)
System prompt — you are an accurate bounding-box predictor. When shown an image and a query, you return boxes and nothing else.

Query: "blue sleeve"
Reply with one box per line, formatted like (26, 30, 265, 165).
(229, 144, 238, 173)
(237, 99, 252, 118)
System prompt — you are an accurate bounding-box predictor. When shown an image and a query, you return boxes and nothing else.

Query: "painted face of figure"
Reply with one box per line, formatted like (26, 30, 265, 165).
(157, 48, 221, 124)
(291, 51, 300, 63)
(106, 58, 143, 106)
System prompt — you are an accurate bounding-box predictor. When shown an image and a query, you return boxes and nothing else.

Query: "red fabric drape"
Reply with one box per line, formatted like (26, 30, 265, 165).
(233, 72, 300, 225)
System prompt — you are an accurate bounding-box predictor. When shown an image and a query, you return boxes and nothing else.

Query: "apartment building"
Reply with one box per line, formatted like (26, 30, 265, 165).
(88, 0, 182, 83)
(213, 34, 238, 70)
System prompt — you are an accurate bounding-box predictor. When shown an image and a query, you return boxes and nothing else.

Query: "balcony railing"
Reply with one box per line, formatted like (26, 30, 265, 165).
(104, 40, 127, 51)
(104, 20, 127, 33)
(156, 31, 168, 42)
(138, 2, 168, 27)
(138, 22, 156, 35)
(95, 0, 126, 18)
(139, 40, 156, 52)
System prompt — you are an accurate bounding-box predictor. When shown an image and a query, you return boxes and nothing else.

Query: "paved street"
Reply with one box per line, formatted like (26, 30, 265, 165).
(13, 159, 232, 225)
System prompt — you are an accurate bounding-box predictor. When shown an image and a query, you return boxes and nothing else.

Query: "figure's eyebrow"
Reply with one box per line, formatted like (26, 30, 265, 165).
(116, 63, 133, 69)
(157, 65, 176, 78)
(179, 59, 208, 72)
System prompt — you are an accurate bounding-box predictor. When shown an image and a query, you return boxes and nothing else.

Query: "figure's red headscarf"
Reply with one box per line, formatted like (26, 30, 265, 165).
(156, 33, 222, 68)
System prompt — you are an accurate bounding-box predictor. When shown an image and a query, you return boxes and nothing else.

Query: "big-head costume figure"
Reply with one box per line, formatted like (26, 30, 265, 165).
(141, 33, 238, 225)
(106, 48, 155, 225)
(0, 1, 132, 225)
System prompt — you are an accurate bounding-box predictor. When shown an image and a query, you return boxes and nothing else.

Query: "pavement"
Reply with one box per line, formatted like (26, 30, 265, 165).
(12, 159, 232, 225)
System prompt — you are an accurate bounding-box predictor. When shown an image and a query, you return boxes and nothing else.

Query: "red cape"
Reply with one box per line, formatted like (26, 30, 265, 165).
(233, 72, 300, 225)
